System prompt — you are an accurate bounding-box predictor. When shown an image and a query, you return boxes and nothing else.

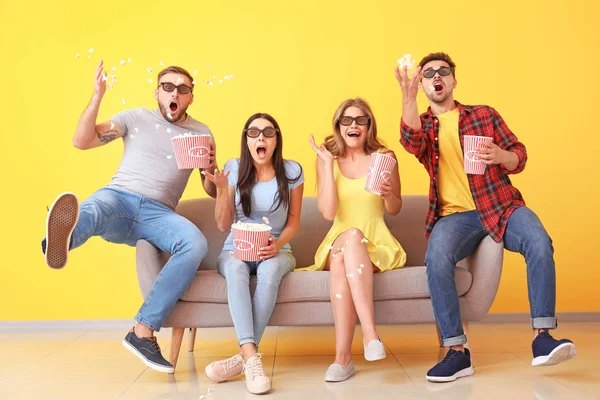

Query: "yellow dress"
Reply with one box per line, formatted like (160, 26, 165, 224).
(302, 160, 407, 271)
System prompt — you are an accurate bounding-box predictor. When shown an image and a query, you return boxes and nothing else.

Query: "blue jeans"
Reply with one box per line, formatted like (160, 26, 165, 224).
(425, 207, 556, 347)
(217, 251, 296, 348)
(58, 187, 207, 331)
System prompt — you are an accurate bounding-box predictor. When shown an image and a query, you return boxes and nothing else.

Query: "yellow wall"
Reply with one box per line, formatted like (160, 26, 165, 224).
(1, 0, 598, 321)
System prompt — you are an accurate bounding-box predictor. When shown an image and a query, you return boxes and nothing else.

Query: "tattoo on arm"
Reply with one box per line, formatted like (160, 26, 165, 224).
(96, 128, 120, 144)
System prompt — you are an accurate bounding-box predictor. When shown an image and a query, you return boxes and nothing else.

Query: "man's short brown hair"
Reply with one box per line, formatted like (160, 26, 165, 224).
(418, 52, 456, 78)
(157, 66, 195, 91)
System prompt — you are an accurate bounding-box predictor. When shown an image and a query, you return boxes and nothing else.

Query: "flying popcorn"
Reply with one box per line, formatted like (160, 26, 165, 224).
(155, 124, 160, 129)
(335, 294, 342, 299)
(167, 112, 173, 119)
(346, 273, 354, 279)
(121, 99, 126, 105)
(112, 67, 117, 72)
(176, 77, 184, 84)
(346, 240, 351, 245)
(193, 70, 197, 76)
(332, 253, 338, 258)
(224, 75, 231, 80)
(147, 67, 153, 73)
(160, 60, 164, 66)
(148, 78, 153, 83)
(167, 155, 173, 159)
(120, 60, 126, 65)
(397, 53, 415, 70)
(167, 128, 172, 133)
(360, 238, 368, 243)
(219, 80, 223, 84)
(88, 48, 94, 53)
(262, 216, 270, 225)
(199, 396, 206, 400)
(358, 268, 363, 274)
(192, 80, 196, 84)
(340, 247, 345, 254)
(376, 260, 381, 266)
(327, 244, 334, 250)
(213, 75, 216, 80)
(109, 122, 115, 130)
(208, 388, 213, 393)
(102, 75, 108, 82)
(129, 134, 135, 140)
(134, 127, 139, 133)
(76, 54, 80, 59)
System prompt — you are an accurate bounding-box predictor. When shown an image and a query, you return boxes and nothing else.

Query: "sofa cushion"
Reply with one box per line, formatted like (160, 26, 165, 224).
(180, 266, 472, 304)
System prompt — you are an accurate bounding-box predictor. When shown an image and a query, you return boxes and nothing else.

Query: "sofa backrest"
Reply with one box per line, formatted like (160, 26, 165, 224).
(175, 195, 429, 270)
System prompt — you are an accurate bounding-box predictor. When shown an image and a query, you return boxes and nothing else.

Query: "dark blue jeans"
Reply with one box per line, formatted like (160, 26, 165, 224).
(425, 207, 556, 346)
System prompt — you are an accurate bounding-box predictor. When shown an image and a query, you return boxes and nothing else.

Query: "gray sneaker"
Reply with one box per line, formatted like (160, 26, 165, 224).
(325, 360, 355, 382)
(122, 328, 174, 373)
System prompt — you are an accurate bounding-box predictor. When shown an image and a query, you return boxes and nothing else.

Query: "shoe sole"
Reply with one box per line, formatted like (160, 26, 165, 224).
(121, 339, 175, 374)
(45, 193, 79, 269)
(364, 353, 387, 362)
(532, 342, 577, 367)
(426, 366, 474, 383)
(325, 367, 355, 382)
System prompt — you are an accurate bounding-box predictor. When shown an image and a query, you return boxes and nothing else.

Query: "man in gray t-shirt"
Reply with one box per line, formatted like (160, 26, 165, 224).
(41, 61, 218, 373)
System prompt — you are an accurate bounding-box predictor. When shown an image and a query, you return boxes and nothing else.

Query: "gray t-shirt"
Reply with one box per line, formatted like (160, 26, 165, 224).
(107, 107, 213, 210)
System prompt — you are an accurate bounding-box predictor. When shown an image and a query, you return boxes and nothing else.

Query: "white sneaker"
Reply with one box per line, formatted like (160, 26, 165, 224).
(244, 353, 271, 394)
(205, 354, 244, 382)
(325, 360, 355, 382)
(364, 339, 386, 361)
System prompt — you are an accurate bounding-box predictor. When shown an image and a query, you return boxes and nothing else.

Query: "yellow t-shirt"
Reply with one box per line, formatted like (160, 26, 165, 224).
(436, 108, 476, 216)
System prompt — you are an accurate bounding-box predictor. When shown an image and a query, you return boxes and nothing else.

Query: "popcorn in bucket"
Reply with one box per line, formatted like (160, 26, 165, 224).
(170, 133, 212, 169)
(463, 135, 493, 175)
(231, 222, 272, 262)
(365, 152, 397, 195)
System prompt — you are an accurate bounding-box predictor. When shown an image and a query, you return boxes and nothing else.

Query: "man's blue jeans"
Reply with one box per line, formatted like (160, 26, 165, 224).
(56, 187, 207, 331)
(425, 207, 556, 347)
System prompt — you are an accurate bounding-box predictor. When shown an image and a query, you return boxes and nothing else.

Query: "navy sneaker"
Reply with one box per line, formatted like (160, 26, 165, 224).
(43, 193, 79, 269)
(532, 330, 576, 366)
(122, 328, 174, 373)
(426, 348, 474, 383)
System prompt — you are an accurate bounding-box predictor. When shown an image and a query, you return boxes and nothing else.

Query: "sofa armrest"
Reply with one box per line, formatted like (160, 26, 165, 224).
(135, 239, 167, 298)
(458, 236, 504, 320)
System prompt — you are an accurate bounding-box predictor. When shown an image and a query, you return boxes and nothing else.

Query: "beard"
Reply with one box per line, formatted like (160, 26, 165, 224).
(158, 102, 189, 123)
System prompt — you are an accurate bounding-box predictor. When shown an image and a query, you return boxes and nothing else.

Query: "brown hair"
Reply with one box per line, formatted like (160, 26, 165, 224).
(418, 52, 456, 78)
(237, 113, 302, 218)
(157, 66, 195, 91)
(324, 98, 386, 158)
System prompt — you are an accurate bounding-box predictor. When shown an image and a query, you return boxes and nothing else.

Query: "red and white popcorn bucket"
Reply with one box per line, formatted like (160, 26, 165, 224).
(171, 134, 212, 169)
(232, 223, 272, 262)
(365, 152, 397, 195)
(463, 135, 493, 175)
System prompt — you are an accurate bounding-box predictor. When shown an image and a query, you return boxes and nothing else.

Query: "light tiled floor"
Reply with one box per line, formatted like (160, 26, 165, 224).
(0, 323, 598, 399)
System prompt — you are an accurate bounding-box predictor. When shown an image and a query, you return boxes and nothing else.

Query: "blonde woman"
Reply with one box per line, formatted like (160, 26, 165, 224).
(305, 98, 406, 382)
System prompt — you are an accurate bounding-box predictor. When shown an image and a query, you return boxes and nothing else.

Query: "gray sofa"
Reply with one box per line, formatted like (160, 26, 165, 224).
(135, 195, 504, 371)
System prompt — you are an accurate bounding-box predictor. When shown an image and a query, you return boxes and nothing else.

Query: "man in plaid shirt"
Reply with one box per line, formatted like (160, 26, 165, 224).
(395, 52, 576, 382)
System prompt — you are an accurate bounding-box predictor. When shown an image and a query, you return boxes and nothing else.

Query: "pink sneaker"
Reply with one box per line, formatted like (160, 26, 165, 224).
(205, 354, 244, 382)
(244, 353, 271, 394)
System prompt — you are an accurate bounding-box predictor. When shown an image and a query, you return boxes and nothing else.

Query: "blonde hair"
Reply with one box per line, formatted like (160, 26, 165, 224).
(324, 98, 387, 158)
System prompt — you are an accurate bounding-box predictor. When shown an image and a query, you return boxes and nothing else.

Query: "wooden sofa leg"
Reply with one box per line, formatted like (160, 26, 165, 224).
(188, 328, 197, 352)
(170, 327, 185, 373)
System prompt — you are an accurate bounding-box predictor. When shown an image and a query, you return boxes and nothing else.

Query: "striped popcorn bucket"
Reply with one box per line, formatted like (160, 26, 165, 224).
(463, 135, 493, 175)
(365, 152, 397, 195)
(232, 226, 272, 261)
(170, 134, 212, 169)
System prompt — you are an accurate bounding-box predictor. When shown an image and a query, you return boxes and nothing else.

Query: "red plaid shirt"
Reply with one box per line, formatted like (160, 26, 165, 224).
(400, 102, 527, 242)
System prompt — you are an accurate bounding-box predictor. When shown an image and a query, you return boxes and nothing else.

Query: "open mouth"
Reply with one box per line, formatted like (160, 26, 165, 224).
(169, 101, 178, 114)
(347, 131, 361, 138)
(433, 82, 444, 92)
(256, 146, 267, 157)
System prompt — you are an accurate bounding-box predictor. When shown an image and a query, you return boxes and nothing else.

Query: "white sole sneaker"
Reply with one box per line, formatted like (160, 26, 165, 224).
(532, 342, 577, 367)
(121, 339, 174, 374)
(45, 192, 79, 269)
(325, 361, 355, 382)
(426, 366, 475, 383)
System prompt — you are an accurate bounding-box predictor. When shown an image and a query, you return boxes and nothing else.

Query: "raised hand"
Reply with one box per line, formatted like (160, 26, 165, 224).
(94, 60, 107, 100)
(309, 135, 334, 167)
(201, 168, 230, 191)
(394, 65, 423, 101)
